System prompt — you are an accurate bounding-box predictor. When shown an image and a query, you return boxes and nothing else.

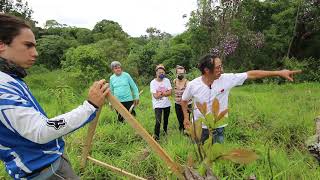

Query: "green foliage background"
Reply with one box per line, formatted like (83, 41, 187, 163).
(1, 0, 320, 179)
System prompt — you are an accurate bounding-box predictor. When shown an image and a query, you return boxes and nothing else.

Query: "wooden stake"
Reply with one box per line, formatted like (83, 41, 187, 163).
(87, 156, 147, 180)
(80, 108, 102, 168)
(315, 116, 320, 142)
(106, 94, 184, 179)
(129, 90, 144, 113)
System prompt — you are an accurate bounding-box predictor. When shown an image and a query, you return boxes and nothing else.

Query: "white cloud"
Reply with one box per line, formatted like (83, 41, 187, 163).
(28, 0, 197, 37)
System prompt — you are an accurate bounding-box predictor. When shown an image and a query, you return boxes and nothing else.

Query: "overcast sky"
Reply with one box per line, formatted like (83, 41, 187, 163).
(28, 0, 198, 37)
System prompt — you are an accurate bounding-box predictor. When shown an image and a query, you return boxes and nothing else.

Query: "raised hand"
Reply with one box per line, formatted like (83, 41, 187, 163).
(88, 79, 110, 108)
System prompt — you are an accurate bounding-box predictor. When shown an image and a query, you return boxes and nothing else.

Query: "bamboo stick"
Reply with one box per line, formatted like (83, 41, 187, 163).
(87, 156, 146, 180)
(106, 94, 184, 179)
(80, 108, 102, 168)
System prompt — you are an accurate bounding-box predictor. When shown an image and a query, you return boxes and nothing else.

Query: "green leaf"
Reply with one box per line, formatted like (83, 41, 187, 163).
(198, 163, 207, 176)
(206, 143, 225, 162)
(221, 149, 258, 164)
(203, 136, 213, 151)
(214, 119, 227, 129)
(205, 113, 215, 121)
(200, 117, 210, 129)
(204, 113, 217, 130)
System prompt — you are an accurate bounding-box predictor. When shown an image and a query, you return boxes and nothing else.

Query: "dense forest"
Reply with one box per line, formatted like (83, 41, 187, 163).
(1, 0, 320, 85)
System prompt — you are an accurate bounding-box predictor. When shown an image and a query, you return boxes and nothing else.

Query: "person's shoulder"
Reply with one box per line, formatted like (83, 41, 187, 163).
(189, 76, 201, 85)
(220, 73, 246, 79)
(221, 73, 234, 77)
(150, 79, 156, 84)
(123, 72, 131, 77)
(0, 71, 17, 84)
(0, 72, 23, 94)
(164, 78, 171, 83)
(110, 74, 116, 80)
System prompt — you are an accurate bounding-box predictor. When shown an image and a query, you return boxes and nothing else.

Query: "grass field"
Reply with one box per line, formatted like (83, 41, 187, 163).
(1, 71, 320, 179)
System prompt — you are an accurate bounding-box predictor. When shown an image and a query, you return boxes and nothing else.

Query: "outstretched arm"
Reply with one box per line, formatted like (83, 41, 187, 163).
(0, 80, 109, 144)
(246, 70, 302, 81)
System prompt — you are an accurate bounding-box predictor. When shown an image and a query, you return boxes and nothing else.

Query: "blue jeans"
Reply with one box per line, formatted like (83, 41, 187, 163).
(200, 127, 224, 144)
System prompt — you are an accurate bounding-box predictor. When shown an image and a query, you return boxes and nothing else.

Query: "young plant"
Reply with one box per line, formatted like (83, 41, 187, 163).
(185, 98, 258, 179)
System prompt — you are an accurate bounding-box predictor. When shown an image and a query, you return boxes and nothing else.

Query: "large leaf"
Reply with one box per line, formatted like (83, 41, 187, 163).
(206, 143, 225, 162)
(221, 149, 258, 164)
(205, 113, 215, 121)
(202, 115, 227, 129)
(217, 109, 228, 121)
(194, 120, 203, 142)
(214, 119, 227, 129)
(212, 98, 219, 119)
(204, 114, 216, 130)
(203, 136, 213, 152)
(196, 102, 207, 115)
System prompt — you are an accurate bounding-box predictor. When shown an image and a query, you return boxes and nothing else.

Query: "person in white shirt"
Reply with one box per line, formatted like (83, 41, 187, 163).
(150, 64, 172, 140)
(181, 54, 301, 144)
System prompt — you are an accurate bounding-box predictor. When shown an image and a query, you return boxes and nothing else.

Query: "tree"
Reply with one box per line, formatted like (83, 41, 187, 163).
(0, 0, 39, 36)
(44, 19, 66, 29)
(94, 38, 130, 68)
(92, 19, 128, 42)
(0, 0, 33, 20)
(36, 35, 74, 69)
(154, 40, 193, 71)
(146, 27, 172, 40)
(63, 45, 108, 85)
(75, 28, 94, 45)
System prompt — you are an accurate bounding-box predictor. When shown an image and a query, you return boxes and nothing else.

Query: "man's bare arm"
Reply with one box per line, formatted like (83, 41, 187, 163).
(247, 70, 302, 81)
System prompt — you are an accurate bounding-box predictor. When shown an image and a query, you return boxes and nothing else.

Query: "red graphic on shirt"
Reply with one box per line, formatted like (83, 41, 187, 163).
(155, 84, 168, 101)
(156, 85, 167, 93)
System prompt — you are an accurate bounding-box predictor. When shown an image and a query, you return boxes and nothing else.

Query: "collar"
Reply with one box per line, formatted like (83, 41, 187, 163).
(0, 57, 27, 78)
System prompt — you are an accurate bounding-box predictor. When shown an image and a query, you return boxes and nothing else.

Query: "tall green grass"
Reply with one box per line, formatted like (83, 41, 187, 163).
(1, 71, 319, 179)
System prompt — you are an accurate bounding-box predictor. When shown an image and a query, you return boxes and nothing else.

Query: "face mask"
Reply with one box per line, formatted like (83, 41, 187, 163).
(177, 74, 184, 80)
(159, 74, 165, 79)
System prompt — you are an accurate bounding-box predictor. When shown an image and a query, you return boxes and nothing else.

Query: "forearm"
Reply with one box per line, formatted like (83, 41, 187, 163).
(180, 100, 190, 121)
(246, 70, 281, 80)
(130, 82, 139, 99)
(163, 90, 172, 97)
(153, 93, 161, 99)
(4, 100, 97, 144)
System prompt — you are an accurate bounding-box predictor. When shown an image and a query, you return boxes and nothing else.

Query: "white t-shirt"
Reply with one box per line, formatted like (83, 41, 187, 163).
(150, 78, 172, 109)
(182, 73, 248, 128)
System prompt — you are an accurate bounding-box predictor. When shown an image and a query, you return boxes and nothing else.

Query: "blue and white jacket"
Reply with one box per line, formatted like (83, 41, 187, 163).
(0, 70, 97, 179)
